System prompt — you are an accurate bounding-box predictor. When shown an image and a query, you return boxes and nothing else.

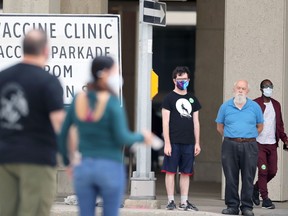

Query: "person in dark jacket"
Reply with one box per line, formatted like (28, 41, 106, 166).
(252, 79, 288, 209)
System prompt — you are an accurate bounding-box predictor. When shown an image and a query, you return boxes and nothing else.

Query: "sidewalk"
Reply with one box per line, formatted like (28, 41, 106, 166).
(51, 172, 288, 216)
(51, 196, 288, 216)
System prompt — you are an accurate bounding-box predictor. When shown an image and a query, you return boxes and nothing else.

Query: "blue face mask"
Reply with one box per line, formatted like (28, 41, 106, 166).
(263, 87, 273, 98)
(176, 80, 189, 90)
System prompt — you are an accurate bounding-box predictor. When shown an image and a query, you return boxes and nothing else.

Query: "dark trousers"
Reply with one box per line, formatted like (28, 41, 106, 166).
(222, 139, 258, 211)
(254, 143, 277, 200)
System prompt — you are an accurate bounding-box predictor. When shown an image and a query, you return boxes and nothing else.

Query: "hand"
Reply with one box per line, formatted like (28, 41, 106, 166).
(194, 143, 201, 156)
(164, 143, 172, 156)
(142, 130, 153, 145)
(284, 140, 288, 151)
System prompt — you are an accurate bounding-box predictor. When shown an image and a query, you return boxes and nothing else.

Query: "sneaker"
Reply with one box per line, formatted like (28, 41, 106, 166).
(252, 187, 260, 206)
(178, 200, 199, 211)
(166, 200, 176, 210)
(262, 198, 275, 209)
(222, 208, 239, 215)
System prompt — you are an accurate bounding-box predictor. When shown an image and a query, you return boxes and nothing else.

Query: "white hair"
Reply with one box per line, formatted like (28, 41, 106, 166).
(233, 80, 250, 90)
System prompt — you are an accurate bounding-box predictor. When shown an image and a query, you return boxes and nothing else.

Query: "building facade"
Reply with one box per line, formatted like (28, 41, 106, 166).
(1, 0, 288, 201)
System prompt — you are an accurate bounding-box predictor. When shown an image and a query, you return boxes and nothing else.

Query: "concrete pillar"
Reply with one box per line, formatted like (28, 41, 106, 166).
(3, 0, 60, 13)
(224, 0, 288, 201)
(194, 0, 225, 183)
(61, 0, 108, 14)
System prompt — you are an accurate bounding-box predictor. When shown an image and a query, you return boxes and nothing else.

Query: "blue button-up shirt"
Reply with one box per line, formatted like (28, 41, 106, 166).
(215, 98, 263, 138)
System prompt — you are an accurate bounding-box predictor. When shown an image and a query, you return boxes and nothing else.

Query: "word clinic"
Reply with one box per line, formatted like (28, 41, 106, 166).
(0, 22, 113, 39)
(65, 23, 113, 39)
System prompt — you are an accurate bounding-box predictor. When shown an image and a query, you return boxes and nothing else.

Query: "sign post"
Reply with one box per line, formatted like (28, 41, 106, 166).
(129, 0, 166, 201)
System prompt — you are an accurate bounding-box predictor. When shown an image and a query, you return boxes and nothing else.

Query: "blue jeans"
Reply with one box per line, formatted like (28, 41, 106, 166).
(73, 158, 125, 216)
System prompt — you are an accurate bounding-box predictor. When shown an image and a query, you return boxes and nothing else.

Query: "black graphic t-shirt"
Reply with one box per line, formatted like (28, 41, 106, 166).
(162, 91, 201, 145)
(0, 63, 63, 166)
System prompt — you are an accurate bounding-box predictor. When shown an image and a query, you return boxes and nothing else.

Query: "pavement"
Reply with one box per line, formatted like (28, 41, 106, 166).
(51, 196, 288, 216)
(51, 171, 288, 216)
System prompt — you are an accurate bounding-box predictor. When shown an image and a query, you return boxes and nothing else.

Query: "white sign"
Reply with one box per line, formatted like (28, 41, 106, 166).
(0, 14, 121, 104)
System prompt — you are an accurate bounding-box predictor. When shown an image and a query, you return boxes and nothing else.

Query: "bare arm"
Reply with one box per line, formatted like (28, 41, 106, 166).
(49, 109, 65, 133)
(66, 125, 79, 179)
(68, 125, 78, 160)
(216, 123, 224, 136)
(193, 111, 201, 156)
(257, 123, 263, 134)
(162, 108, 171, 156)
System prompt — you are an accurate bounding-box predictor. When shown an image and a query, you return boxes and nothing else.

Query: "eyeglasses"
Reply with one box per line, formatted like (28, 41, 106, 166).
(261, 84, 273, 89)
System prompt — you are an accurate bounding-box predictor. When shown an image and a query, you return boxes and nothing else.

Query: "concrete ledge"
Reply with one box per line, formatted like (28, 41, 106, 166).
(50, 204, 223, 216)
(124, 199, 160, 209)
(50, 202, 288, 216)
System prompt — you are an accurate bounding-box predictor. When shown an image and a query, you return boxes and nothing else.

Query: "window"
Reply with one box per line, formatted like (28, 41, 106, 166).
(153, 26, 196, 93)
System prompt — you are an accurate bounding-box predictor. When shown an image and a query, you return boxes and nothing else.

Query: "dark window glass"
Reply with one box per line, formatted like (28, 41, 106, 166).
(153, 26, 196, 94)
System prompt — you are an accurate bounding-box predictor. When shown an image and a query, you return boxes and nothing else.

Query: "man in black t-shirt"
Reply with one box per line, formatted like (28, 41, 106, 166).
(162, 66, 201, 211)
(0, 30, 64, 216)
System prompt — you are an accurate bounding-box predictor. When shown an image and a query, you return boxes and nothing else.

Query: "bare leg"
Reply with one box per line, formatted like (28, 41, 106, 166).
(165, 173, 175, 196)
(180, 174, 190, 197)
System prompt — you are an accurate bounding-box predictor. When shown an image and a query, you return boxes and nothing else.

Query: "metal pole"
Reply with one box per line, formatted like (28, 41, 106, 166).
(129, 0, 156, 200)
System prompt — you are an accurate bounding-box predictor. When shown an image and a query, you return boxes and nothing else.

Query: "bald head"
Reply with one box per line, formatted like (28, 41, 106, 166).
(233, 80, 249, 90)
(23, 30, 48, 56)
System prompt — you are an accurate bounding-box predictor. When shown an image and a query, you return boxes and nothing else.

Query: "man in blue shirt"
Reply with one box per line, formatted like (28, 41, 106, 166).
(216, 80, 263, 216)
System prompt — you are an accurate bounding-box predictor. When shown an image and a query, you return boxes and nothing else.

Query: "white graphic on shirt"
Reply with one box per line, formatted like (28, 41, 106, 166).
(176, 98, 192, 118)
(0, 83, 29, 130)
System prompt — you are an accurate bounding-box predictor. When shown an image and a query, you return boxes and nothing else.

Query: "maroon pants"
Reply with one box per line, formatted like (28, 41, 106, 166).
(254, 143, 278, 200)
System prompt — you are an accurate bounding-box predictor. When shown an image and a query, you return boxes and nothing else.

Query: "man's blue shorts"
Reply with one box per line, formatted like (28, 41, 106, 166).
(161, 143, 195, 176)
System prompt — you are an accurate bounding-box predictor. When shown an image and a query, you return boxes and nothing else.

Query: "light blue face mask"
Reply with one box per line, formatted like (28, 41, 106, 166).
(263, 87, 273, 97)
(176, 80, 189, 90)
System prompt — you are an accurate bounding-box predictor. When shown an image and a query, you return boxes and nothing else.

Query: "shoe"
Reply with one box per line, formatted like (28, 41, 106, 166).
(178, 200, 199, 211)
(241, 209, 254, 216)
(262, 198, 275, 209)
(222, 208, 239, 215)
(166, 200, 176, 210)
(252, 187, 260, 206)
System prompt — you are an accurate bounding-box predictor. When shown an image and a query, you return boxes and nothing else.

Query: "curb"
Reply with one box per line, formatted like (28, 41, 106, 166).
(50, 203, 223, 216)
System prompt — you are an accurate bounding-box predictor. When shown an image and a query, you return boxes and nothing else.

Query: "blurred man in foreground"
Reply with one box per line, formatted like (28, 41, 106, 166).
(0, 30, 64, 216)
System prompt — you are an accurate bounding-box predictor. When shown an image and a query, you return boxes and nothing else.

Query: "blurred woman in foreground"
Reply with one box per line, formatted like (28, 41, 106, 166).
(58, 56, 152, 216)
